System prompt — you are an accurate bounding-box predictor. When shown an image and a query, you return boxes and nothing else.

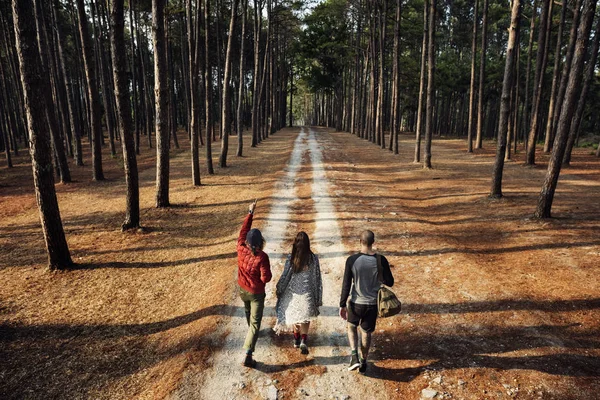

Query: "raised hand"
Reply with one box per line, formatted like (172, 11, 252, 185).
(249, 199, 257, 214)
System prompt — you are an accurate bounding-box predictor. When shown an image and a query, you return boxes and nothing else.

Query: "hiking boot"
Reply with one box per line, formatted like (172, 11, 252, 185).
(348, 353, 360, 371)
(242, 354, 257, 368)
(294, 335, 301, 348)
(359, 359, 367, 373)
(300, 339, 309, 355)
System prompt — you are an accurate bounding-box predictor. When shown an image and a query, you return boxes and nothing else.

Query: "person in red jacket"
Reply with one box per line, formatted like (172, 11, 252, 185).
(237, 200, 272, 367)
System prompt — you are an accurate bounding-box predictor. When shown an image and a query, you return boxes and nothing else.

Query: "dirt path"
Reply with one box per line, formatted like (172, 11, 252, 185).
(172, 127, 396, 399)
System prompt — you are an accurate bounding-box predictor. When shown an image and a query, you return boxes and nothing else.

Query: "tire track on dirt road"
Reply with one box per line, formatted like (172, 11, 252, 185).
(170, 128, 307, 399)
(294, 128, 393, 399)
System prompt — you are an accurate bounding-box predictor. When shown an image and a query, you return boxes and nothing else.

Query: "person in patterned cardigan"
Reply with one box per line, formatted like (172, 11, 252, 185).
(274, 232, 323, 355)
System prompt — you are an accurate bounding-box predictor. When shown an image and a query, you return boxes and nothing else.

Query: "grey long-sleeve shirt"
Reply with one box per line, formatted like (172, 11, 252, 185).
(339, 253, 394, 308)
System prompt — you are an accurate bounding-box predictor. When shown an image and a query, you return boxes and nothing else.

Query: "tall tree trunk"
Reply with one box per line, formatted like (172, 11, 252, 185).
(543, 0, 567, 153)
(0, 92, 13, 167)
(257, 0, 271, 142)
(506, 37, 519, 161)
(166, 18, 179, 149)
(205, 0, 215, 174)
(48, 1, 74, 159)
(520, 0, 538, 143)
(551, 0, 582, 143)
(129, 1, 140, 155)
(423, 0, 436, 168)
(475, 0, 489, 149)
(251, 0, 263, 147)
(76, 0, 104, 180)
(360, 49, 370, 139)
(136, 11, 153, 149)
(91, 0, 116, 157)
(110, 0, 140, 229)
(513, 41, 521, 155)
(563, 14, 600, 165)
(525, 0, 553, 164)
(54, 0, 82, 166)
(269, 17, 276, 135)
(351, 13, 361, 135)
(375, 0, 387, 149)
(392, 0, 401, 155)
(368, 10, 376, 143)
(414, 0, 428, 162)
(535, 0, 597, 218)
(215, 0, 223, 141)
(467, 0, 478, 152)
(491, 0, 522, 198)
(12, 0, 73, 270)
(188, 0, 201, 185)
(154, 0, 170, 207)
(179, 2, 190, 138)
(237, 0, 247, 156)
(220, 0, 240, 167)
(33, 0, 71, 183)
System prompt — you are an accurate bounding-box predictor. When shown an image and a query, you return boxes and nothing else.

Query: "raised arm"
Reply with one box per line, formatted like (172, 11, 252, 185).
(237, 201, 257, 248)
(237, 213, 253, 248)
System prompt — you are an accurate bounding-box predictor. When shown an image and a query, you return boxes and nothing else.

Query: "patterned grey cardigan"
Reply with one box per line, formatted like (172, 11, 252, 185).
(276, 253, 323, 307)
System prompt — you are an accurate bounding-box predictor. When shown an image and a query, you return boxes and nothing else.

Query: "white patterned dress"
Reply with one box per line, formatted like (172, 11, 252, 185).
(274, 254, 323, 334)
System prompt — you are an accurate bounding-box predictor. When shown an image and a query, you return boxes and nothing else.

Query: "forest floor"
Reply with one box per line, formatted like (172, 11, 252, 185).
(1, 127, 599, 400)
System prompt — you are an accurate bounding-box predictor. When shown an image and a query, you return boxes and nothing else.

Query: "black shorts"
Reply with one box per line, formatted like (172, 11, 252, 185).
(347, 302, 378, 333)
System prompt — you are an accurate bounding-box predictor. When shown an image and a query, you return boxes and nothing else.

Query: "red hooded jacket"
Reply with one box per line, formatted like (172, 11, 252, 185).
(237, 213, 272, 294)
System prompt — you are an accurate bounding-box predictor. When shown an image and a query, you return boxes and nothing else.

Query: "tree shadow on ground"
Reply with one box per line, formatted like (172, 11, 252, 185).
(2, 300, 600, 398)
(366, 303, 600, 382)
(369, 348, 600, 382)
(0, 305, 237, 341)
(70, 252, 238, 269)
(405, 298, 600, 314)
(0, 304, 240, 399)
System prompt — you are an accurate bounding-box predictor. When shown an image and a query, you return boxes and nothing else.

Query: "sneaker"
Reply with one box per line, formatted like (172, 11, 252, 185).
(294, 335, 301, 348)
(242, 354, 257, 368)
(300, 339, 309, 355)
(359, 359, 367, 373)
(348, 353, 360, 371)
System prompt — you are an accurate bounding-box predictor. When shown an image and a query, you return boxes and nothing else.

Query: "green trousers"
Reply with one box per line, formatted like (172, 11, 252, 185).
(239, 287, 265, 353)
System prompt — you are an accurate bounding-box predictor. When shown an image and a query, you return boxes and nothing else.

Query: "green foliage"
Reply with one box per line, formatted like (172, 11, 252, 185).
(297, 0, 350, 92)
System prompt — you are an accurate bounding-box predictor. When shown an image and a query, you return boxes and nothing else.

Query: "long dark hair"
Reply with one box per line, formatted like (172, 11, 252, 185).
(290, 232, 313, 273)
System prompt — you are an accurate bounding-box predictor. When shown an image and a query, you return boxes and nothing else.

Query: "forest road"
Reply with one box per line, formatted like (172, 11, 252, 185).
(170, 127, 392, 399)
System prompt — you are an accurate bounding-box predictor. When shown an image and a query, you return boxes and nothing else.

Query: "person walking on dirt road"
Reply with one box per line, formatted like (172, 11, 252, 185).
(274, 232, 323, 355)
(339, 230, 394, 373)
(237, 200, 272, 368)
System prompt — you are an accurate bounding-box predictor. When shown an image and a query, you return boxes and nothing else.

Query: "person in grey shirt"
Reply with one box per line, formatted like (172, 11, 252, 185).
(339, 230, 394, 373)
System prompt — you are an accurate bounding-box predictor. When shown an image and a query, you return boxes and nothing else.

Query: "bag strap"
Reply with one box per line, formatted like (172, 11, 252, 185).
(376, 254, 383, 284)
